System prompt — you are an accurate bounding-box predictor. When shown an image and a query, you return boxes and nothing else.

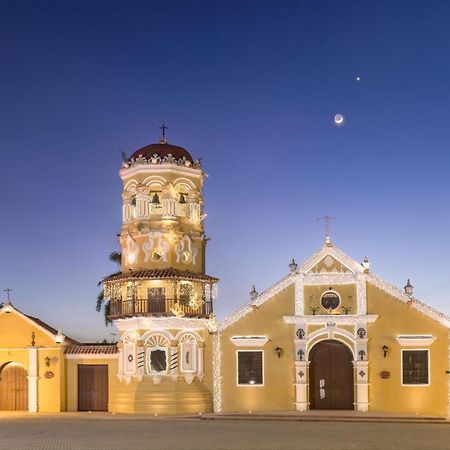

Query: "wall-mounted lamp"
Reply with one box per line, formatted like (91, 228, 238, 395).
(274, 346, 283, 358)
(45, 357, 51, 367)
(382, 345, 389, 358)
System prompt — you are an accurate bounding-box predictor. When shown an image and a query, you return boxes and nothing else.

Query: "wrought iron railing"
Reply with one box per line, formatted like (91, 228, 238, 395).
(108, 297, 213, 319)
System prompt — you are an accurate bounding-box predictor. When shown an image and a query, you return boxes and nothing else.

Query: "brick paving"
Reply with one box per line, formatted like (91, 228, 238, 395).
(0, 413, 448, 449)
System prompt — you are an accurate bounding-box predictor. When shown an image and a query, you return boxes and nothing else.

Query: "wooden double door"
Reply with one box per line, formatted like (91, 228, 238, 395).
(309, 340, 354, 410)
(0, 363, 28, 411)
(78, 365, 109, 411)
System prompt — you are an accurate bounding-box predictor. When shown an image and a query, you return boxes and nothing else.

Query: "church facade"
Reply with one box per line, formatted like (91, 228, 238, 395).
(0, 136, 449, 417)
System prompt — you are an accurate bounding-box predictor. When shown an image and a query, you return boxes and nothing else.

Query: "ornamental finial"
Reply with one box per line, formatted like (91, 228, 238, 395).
(159, 122, 168, 144)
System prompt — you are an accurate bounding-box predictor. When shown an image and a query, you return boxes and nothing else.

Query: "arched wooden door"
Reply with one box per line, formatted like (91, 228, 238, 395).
(0, 362, 28, 411)
(309, 340, 354, 410)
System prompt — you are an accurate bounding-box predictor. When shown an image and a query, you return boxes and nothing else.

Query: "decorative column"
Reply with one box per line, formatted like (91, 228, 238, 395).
(294, 323, 308, 411)
(356, 273, 367, 315)
(135, 186, 149, 219)
(122, 192, 133, 223)
(212, 332, 222, 412)
(353, 360, 369, 411)
(136, 340, 145, 382)
(162, 183, 176, 217)
(197, 341, 205, 382)
(170, 340, 179, 382)
(28, 347, 38, 412)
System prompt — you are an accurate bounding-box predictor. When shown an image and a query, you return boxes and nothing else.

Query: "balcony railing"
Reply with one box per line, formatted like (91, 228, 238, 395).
(108, 298, 213, 319)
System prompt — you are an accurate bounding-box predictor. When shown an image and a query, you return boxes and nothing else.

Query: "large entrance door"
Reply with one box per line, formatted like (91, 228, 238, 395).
(0, 362, 28, 411)
(78, 365, 108, 411)
(309, 340, 354, 410)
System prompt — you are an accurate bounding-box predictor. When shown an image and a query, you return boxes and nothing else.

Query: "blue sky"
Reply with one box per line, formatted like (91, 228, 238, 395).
(1, 1, 449, 341)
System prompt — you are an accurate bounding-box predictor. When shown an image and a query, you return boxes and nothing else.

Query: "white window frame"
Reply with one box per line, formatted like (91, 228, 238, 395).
(400, 348, 430, 387)
(236, 350, 264, 387)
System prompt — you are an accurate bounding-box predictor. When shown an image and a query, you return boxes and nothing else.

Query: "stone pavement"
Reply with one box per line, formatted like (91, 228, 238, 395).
(0, 413, 449, 449)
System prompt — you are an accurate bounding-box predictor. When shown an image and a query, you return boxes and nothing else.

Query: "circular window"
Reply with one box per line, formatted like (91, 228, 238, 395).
(321, 291, 340, 311)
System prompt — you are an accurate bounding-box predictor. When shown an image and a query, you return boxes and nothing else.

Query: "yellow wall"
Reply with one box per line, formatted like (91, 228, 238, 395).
(367, 284, 449, 416)
(219, 284, 295, 412)
(304, 284, 357, 316)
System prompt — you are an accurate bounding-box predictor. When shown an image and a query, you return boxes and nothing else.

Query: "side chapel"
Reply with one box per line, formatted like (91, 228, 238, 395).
(0, 134, 449, 417)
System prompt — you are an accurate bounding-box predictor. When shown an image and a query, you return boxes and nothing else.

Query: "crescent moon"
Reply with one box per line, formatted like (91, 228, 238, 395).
(334, 114, 344, 125)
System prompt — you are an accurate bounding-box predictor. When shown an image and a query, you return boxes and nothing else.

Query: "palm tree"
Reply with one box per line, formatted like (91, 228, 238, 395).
(97, 252, 122, 325)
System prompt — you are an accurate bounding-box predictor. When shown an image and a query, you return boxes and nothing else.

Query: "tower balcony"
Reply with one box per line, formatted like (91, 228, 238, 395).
(103, 268, 218, 320)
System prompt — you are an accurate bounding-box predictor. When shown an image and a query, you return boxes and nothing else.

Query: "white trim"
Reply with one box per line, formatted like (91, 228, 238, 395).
(65, 353, 118, 360)
(28, 348, 38, 412)
(146, 347, 169, 375)
(212, 333, 222, 412)
(319, 289, 341, 311)
(396, 335, 436, 347)
(401, 348, 431, 387)
(230, 336, 269, 347)
(283, 314, 378, 325)
(115, 316, 215, 333)
(219, 274, 295, 331)
(120, 164, 202, 180)
(180, 342, 197, 373)
(236, 350, 264, 387)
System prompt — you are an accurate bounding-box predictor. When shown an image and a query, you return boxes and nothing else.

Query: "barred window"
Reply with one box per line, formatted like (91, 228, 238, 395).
(237, 351, 263, 385)
(402, 350, 429, 385)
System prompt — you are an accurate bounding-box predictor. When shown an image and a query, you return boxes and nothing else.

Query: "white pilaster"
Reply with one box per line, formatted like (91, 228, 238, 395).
(28, 347, 38, 413)
(356, 273, 367, 315)
(136, 344, 145, 382)
(294, 274, 305, 316)
(353, 360, 369, 411)
(197, 343, 205, 382)
(212, 333, 222, 412)
(117, 344, 124, 381)
(294, 361, 310, 411)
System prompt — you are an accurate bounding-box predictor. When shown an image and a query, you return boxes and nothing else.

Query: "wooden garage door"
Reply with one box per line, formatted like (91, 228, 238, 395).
(0, 363, 28, 411)
(78, 365, 108, 411)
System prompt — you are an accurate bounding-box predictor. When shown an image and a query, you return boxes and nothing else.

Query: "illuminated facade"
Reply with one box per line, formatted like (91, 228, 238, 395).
(0, 135, 449, 417)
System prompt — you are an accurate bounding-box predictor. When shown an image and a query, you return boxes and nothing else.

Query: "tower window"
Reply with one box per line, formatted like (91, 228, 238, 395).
(237, 351, 263, 386)
(149, 349, 167, 373)
(179, 284, 193, 306)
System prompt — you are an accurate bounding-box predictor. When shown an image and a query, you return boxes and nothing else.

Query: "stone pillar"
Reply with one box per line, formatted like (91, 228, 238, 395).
(197, 342, 205, 382)
(295, 361, 310, 411)
(28, 347, 38, 412)
(354, 360, 369, 411)
(170, 340, 179, 382)
(294, 275, 305, 315)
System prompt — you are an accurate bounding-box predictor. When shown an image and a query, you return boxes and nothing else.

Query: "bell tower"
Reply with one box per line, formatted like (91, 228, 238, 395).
(104, 129, 218, 414)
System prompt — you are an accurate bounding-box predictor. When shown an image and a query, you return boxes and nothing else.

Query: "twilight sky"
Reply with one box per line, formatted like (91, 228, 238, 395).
(1, 1, 450, 341)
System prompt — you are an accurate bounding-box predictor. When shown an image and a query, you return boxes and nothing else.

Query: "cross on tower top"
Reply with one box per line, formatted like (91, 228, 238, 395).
(159, 122, 168, 144)
(3, 288, 13, 304)
(317, 216, 336, 246)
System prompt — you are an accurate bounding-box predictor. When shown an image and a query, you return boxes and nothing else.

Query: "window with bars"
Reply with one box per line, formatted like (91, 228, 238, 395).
(237, 351, 263, 385)
(402, 350, 429, 385)
(179, 284, 192, 306)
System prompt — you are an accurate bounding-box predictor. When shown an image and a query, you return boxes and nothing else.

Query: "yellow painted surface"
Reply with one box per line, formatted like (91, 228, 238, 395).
(367, 283, 449, 416)
(304, 284, 357, 316)
(219, 284, 295, 412)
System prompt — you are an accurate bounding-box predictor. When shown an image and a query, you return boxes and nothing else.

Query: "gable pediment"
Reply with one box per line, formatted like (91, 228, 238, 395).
(307, 255, 353, 275)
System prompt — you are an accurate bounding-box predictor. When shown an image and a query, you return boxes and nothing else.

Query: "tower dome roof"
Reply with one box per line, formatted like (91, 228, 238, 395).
(130, 142, 194, 163)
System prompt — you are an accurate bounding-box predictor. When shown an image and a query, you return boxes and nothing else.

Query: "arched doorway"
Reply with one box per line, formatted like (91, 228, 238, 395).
(0, 362, 28, 411)
(309, 340, 354, 410)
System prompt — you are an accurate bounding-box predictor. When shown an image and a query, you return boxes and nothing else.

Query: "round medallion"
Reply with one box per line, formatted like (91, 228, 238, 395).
(321, 291, 340, 311)
(127, 354, 134, 363)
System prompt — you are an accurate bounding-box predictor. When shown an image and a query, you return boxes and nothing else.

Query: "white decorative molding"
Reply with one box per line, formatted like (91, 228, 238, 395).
(219, 273, 296, 331)
(212, 333, 222, 412)
(142, 231, 169, 263)
(115, 316, 214, 332)
(356, 273, 367, 315)
(230, 336, 269, 347)
(283, 314, 379, 325)
(353, 360, 369, 412)
(303, 273, 356, 285)
(396, 335, 436, 347)
(124, 235, 139, 265)
(120, 164, 203, 182)
(175, 235, 198, 265)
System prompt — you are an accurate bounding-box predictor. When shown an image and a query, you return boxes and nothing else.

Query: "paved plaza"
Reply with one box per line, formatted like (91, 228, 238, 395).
(0, 413, 449, 450)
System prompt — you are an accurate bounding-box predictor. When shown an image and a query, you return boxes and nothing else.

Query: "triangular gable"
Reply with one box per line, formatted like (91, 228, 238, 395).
(300, 243, 365, 275)
(367, 273, 450, 328)
(0, 304, 78, 345)
(218, 273, 295, 331)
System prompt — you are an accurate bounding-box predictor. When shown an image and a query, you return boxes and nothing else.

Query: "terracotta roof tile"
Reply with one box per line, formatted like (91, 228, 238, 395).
(103, 268, 218, 283)
(65, 345, 118, 355)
